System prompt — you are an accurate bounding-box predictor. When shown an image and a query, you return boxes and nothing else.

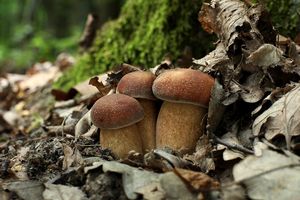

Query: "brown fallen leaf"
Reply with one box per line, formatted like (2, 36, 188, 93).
(173, 168, 220, 193)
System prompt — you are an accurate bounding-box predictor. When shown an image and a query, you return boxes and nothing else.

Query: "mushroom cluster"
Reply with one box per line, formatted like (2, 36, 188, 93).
(90, 68, 214, 158)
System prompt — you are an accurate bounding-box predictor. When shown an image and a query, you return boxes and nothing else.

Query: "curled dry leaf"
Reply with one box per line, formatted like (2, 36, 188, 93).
(75, 110, 92, 139)
(246, 44, 283, 69)
(185, 135, 215, 173)
(251, 84, 294, 116)
(199, 0, 262, 56)
(207, 79, 226, 134)
(253, 84, 300, 148)
(106, 63, 142, 87)
(240, 72, 265, 103)
(88, 74, 110, 96)
(193, 43, 233, 75)
(149, 57, 173, 76)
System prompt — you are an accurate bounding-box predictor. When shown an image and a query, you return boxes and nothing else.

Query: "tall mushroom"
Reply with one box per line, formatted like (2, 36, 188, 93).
(117, 71, 157, 153)
(90, 93, 144, 158)
(152, 68, 215, 154)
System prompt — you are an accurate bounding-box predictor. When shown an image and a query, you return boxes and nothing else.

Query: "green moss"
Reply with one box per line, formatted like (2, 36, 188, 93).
(54, 0, 214, 91)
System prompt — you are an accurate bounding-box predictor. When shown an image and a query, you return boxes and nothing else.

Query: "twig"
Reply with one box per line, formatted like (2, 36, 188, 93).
(211, 134, 254, 155)
(43, 124, 74, 136)
(54, 93, 101, 109)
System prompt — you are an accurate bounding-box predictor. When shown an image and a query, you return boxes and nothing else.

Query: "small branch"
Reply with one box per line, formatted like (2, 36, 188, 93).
(54, 93, 102, 109)
(211, 134, 254, 154)
(43, 124, 74, 136)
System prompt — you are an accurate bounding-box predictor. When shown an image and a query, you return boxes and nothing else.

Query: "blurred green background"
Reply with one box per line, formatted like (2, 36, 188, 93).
(0, 0, 299, 76)
(0, 0, 123, 73)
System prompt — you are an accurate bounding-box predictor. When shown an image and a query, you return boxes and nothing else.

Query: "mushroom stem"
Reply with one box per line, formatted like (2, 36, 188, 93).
(100, 124, 143, 159)
(156, 101, 207, 154)
(136, 99, 157, 153)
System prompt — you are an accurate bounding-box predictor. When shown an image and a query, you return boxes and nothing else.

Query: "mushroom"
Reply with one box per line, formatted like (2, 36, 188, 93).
(152, 68, 215, 154)
(117, 71, 158, 153)
(90, 93, 144, 158)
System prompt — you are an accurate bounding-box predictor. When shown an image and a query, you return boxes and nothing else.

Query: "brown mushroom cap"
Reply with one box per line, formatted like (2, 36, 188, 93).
(91, 94, 144, 129)
(152, 68, 215, 107)
(117, 71, 156, 100)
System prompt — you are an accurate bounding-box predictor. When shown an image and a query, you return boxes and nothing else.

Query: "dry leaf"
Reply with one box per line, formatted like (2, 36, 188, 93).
(43, 183, 87, 200)
(221, 184, 246, 200)
(88, 74, 110, 96)
(100, 160, 161, 199)
(159, 172, 196, 200)
(251, 85, 294, 116)
(193, 43, 232, 74)
(62, 144, 83, 170)
(233, 149, 300, 200)
(207, 80, 226, 134)
(246, 44, 283, 69)
(240, 72, 265, 103)
(3, 181, 44, 200)
(75, 110, 93, 139)
(253, 84, 300, 148)
(185, 135, 215, 172)
(86, 159, 213, 200)
(19, 66, 60, 94)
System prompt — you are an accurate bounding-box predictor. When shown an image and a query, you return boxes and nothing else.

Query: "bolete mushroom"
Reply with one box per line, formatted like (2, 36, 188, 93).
(117, 71, 157, 153)
(90, 93, 144, 158)
(152, 68, 215, 154)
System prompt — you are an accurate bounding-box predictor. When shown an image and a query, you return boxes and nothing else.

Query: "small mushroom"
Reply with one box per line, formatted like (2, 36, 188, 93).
(90, 93, 144, 158)
(117, 71, 158, 153)
(152, 68, 215, 154)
